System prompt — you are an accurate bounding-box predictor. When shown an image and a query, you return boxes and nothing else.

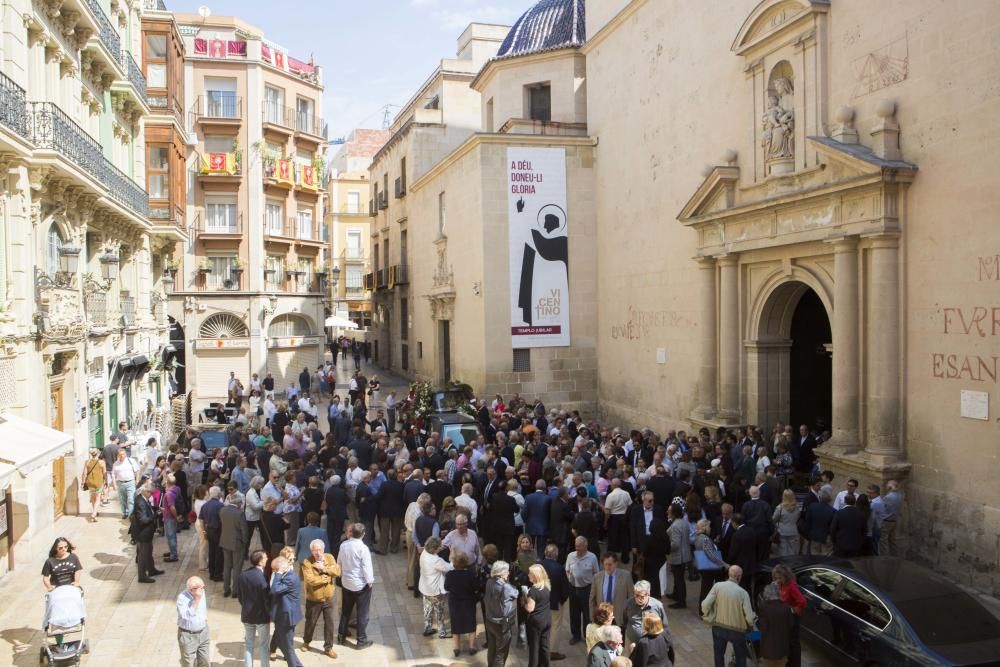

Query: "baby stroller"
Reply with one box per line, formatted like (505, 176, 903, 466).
(40, 585, 89, 665)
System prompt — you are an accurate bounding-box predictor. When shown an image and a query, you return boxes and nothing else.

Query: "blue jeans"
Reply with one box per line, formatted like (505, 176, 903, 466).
(712, 626, 747, 667)
(117, 479, 135, 517)
(243, 623, 269, 667)
(164, 518, 178, 558)
(274, 623, 302, 667)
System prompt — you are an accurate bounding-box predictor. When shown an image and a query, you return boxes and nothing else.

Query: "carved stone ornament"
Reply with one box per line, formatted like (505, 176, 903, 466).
(432, 241, 453, 289)
(42, 0, 63, 21)
(183, 296, 200, 313)
(761, 77, 794, 169)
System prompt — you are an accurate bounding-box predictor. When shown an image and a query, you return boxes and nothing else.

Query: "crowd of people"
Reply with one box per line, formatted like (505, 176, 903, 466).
(65, 369, 905, 667)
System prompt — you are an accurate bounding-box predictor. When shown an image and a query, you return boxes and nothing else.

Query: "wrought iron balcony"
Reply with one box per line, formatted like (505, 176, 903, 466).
(121, 295, 136, 326)
(85, 0, 122, 62)
(295, 113, 326, 139)
(27, 101, 149, 219)
(142, 0, 168, 10)
(123, 52, 147, 102)
(389, 264, 409, 286)
(0, 72, 28, 141)
(28, 104, 143, 214)
(85, 291, 108, 328)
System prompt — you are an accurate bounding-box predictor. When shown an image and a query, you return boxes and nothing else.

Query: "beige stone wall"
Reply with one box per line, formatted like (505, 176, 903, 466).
(586, 0, 1000, 592)
(477, 52, 588, 131)
(407, 137, 598, 410)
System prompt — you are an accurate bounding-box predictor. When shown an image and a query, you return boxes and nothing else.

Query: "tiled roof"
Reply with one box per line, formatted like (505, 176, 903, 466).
(497, 0, 585, 59)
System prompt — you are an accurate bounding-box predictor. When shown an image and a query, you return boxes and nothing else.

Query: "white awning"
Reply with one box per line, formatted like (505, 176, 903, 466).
(0, 462, 16, 490)
(324, 316, 358, 329)
(0, 413, 74, 477)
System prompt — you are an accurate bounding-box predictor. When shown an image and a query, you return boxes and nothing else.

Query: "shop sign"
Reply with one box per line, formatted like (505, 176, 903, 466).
(195, 338, 250, 350)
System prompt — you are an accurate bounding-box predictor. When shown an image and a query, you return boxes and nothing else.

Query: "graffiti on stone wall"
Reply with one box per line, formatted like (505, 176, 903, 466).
(610, 306, 692, 341)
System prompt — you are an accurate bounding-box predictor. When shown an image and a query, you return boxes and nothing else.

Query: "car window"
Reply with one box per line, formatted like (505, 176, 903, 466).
(444, 424, 480, 446)
(433, 390, 470, 412)
(835, 578, 891, 630)
(797, 568, 843, 602)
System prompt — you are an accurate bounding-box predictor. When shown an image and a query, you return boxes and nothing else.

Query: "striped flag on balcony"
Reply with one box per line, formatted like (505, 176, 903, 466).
(202, 153, 237, 175)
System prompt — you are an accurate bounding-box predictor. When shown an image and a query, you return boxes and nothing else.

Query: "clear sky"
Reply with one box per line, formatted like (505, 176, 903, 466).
(168, 0, 530, 139)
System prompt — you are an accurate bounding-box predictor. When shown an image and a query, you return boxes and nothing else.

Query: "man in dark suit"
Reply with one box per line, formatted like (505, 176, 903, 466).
(803, 491, 836, 555)
(368, 410, 388, 434)
(351, 432, 373, 470)
(219, 494, 248, 598)
(540, 543, 570, 661)
(199, 487, 225, 581)
(376, 470, 406, 554)
(830, 494, 866, 557)
(549, 487, 575, 563)
(644, 465, 675, 510)
(270, 555, 304, 667)
(794, 424, 818, 474)
(333, 412, 352, 447)
(426, 445, 446, 477)
(727, 514, 758, 599)
(572, 495, 601, 560)
(237, 550, 271, 664)
(425, 469, 453, 514)
(740, 486, 774, 563)
(521, 480, 552, 557)
(324, 475, 349, 556)
(712, 503, 736, 557)
(131, 483, 163, 583)
(490, 482, 519, 562)
(356, 473, 376, 549)
(628, 491, 662, 561)
(402, 470, 426, 507)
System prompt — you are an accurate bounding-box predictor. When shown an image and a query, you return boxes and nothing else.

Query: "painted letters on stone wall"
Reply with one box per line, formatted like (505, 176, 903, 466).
(930, 254, 1000, 384)
(508, 147, 569, 348)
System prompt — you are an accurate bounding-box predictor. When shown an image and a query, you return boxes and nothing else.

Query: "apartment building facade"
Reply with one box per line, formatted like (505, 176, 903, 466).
(0, 0, 171, 574)
(367, 23, 508, 377)
(326, 129, 389, 341)
(168, 14, 328, 406)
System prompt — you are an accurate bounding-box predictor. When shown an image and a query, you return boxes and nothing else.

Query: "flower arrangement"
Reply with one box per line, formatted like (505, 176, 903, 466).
(89, 396, 104, 416)
(399, 381, 434, 432)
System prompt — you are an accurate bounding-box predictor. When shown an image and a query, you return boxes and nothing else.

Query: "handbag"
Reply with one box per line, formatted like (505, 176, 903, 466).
(771, 507, 783, 544)
(694, 540, 724, 571)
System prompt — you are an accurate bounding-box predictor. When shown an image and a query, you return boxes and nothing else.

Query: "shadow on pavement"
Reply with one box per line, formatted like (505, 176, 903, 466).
(0, 626, 42, 667)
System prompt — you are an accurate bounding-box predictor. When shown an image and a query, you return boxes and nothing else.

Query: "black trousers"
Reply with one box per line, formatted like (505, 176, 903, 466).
(568, 585, 590, 640)
(698, 568, 724, 607)
(136, 541, 154, 577)
(339, 585, 371, 643)
(206, 527, 222, 579)
(304, 598, 336, 650)
(486, 618, 514, 667)
(670, 563, 687, 606)
(526, 618, 550, 667)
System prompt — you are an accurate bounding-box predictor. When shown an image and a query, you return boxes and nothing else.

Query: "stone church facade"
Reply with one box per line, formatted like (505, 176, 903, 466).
(585, 0, 1000, 593)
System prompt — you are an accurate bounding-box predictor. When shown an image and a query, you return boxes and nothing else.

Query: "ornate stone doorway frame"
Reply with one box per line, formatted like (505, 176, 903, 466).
(677, 137, 916, 475)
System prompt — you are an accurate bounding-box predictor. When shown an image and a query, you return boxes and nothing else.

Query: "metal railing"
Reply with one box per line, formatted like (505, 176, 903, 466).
(390, 264, 409, 286)
(85, 0, 121, 62)
(85, 291, 108, 327)
(261, 101, 293, 128)
(142, 0, 168, 9)
(123, 52, 147, 102)
(121, 295, 136, 326)
(341, 248, 365, 259)
(196, 211, 243, 235)
(295, 113, 326, 138)
(197, 93, 241, 119)
(0, 72, 28, 140)
(201, 271, 243, 291)
(375, 268, 388, 289)
(27, 101, 149, 218)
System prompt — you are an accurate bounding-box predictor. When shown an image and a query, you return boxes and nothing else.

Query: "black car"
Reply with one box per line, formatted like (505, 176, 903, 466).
(426, 412, 482, 449)
(430, 384, 475, 413)
(763, 556, 1000, 666)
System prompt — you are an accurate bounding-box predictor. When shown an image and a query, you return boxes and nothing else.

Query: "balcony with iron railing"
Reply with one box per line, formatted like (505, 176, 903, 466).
(389, 264, 409, 286)
(194, 211, 243, 240)
(85, 291, 108, 328)
(375, 268, 388, 290)
(122, 51, 148, 103)
(261, 102, 295, 135)
(195, 150, 243, 180)
(190, 93, 242, 126)
(121, 294, 136, 327)
(341, 247, 365, 260)
(0, 72, 28, 144)
(197, 269, 244, 291)
(27, 101, 149, 219)
(363, 272, 375, 290)
(294, 112, 327, 143)
(85, 0, 122, 63)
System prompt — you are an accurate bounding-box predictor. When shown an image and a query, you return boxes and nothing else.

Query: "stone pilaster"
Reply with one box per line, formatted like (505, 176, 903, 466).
(865, 234, 902, 463)
(693, 257, 718, 420)
(717, 254, 740, 422)
(829, 235, 860, 452)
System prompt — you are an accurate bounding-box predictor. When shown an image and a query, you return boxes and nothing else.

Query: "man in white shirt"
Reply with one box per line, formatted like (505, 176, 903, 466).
(454, 483, 479, 525)
(337, 523, 374, 649)
(297, 393, 312, 415)
(833, 478, 859, 511)
(604, 478, 633, 560)
(287, 383, 299, 401)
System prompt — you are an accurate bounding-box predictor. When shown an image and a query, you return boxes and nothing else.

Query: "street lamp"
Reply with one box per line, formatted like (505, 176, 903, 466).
(100, 251, 120, 280)
(58, 245, 81, 275)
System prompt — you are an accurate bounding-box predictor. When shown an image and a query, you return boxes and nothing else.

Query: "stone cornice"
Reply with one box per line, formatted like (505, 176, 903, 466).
(410, 133, 596, 193)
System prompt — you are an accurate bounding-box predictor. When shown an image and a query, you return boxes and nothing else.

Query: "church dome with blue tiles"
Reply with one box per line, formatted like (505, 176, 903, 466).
(497, 0, 586, 59)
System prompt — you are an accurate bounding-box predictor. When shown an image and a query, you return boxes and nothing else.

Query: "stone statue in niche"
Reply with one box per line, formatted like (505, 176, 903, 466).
(761, 77, 795, 173)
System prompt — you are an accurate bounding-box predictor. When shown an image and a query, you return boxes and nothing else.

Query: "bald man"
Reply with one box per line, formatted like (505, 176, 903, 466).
(176, 576, 209, 666)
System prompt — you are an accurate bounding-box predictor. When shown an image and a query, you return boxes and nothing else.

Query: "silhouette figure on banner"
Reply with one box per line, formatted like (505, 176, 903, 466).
(516, 203, 568, 326)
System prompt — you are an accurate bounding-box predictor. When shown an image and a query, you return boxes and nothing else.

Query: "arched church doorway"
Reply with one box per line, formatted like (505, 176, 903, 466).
(788, 288, 832, 433)
(750, 280, 832, 433)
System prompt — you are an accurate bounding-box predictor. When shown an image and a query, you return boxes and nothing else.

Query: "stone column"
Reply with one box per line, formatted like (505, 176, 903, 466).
(830, 236, 860, 452)
(866, 235, 901, 461)
(717, 254, 740, 422)
(694, 257, 718, 419)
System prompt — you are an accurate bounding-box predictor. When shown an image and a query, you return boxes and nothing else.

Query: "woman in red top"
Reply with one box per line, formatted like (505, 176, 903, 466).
(771, 563, 806, 667)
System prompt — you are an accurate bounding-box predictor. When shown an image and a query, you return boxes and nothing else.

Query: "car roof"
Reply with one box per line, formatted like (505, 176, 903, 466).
(431, 413, 477, 425)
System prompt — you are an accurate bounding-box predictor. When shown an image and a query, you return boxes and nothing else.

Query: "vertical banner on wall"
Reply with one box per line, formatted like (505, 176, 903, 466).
(508, 146, 569, 348)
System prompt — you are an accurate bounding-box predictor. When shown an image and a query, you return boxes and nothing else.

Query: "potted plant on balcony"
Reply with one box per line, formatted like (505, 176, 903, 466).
(231, 257, 245, 278)
(198, 258, 212, 274)
(163, 257, 178, 278)
(233, 138, 243, 174)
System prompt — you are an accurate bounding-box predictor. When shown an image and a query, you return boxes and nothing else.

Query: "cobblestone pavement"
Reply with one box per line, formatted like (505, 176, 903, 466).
(0, 363, 837, 666)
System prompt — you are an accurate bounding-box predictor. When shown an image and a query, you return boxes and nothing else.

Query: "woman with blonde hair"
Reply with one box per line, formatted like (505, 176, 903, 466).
(523, 563, 552, 667)
(586, 602, 616, 653)
(772, 489, 801, 557)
